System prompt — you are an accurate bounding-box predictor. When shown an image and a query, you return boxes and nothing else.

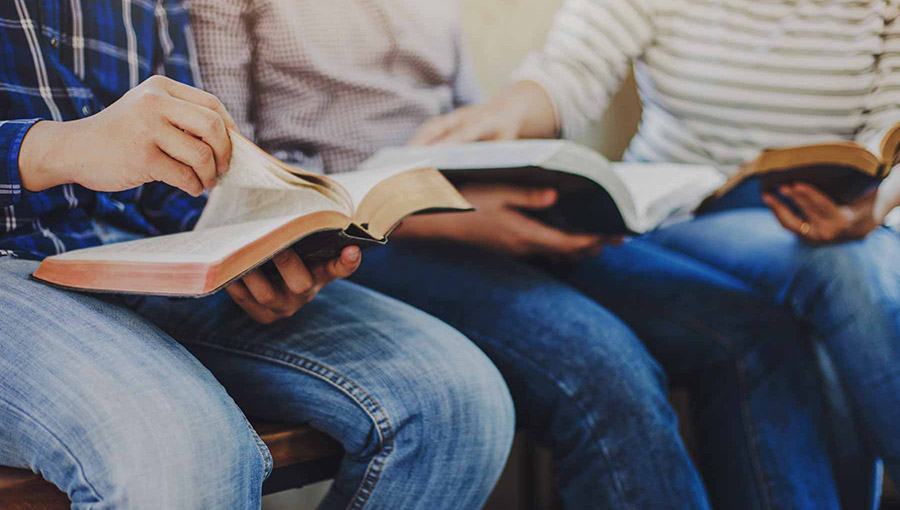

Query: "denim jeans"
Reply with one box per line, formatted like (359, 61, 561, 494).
(618, 206, 900, 505)
(350, 239, 837, 509)
(0, 257, 514, 510)
(565, 239, 844, 510)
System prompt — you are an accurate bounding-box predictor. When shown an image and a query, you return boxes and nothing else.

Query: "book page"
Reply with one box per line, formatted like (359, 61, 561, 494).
(47, 216, 301, 264)
(219, 131, 352, 209)
(612, 163, 726, 230)
(195, 186, 345, 230)
(360, 140, 569, 171)
(329, 163, 432, 210)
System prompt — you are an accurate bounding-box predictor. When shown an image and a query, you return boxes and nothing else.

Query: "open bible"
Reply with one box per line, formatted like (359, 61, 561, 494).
(362, 140, 725, 234)
(699, 125, 900, 211)
(31, 132, 472, 297)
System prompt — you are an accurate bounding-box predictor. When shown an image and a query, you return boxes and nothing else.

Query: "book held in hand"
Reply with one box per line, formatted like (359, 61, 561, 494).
(362, 140, 727, 235)
(698, 124, 900, 212)
(31, 132, 472, 297)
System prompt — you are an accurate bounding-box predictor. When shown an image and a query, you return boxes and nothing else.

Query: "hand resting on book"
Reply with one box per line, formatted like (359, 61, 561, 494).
(394, 184, 621, 258)
(762, 183, 881, 243)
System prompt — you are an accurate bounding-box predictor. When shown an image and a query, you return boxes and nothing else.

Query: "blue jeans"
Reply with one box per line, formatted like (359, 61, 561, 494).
(618, 207, 900, 504)
(0, 257, 514, 509)
(566, 239, 845, 510)
(350, 241, 835, 509)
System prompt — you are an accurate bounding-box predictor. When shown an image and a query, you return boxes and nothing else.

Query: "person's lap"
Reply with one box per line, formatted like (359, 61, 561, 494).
(352, 238, 844, 510)
(0, 257, 514, 510)
(566, 237, 843, 509)
(0, 257, 269, 509)
(351, 240, 711, 509)
(129, 278, 514, 510)
(641, 207, 900, 483)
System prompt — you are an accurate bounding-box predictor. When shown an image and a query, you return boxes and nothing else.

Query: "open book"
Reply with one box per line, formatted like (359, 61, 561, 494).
(699, 125, 900, 211)
(31, 132, 472, 297)
(362, 140, 726, 234)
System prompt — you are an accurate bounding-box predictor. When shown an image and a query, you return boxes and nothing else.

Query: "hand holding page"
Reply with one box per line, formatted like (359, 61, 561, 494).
(32, 131, 472, 297)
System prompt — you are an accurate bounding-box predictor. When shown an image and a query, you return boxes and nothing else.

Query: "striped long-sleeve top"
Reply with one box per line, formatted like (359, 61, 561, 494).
(515, 0, 900, 173)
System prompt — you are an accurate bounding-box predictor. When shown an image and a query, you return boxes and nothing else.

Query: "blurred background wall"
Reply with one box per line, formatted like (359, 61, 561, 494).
(260, 1, 642, 508)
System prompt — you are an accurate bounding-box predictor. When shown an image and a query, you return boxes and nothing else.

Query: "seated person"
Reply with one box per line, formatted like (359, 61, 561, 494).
(419, 0, 900, 506)
(190, 0, 845, 507)
(0, 2, 515, 509)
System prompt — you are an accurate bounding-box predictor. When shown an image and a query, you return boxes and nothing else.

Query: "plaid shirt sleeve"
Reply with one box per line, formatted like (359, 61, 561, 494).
(138, 0, 209, 234)
(0, 119, 41, 208)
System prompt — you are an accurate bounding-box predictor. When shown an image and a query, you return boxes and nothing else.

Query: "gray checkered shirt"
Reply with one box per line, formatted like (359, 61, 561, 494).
(191, 0, 481, 174)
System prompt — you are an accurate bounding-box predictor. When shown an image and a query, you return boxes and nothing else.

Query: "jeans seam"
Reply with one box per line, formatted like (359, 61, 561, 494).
(0, 395, 103, 505)
(244, 413, 274, 480)
(178, 338, 396, 510)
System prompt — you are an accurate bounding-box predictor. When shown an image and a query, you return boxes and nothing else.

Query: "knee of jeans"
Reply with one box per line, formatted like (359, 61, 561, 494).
(41, 382, 267, 508)
(794, 243, 885, 313)
(542, 326, 674, 444)
(388, 323, 515, 480)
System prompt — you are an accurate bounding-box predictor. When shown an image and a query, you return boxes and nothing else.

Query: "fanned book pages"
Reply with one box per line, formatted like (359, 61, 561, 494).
(362, 140, 726, 234)
(31, 131, 472, 297)
(698, 124, 900, 212)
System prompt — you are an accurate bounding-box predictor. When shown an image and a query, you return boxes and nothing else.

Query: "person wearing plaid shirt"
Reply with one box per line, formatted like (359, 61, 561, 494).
(0, 2, 515, 508)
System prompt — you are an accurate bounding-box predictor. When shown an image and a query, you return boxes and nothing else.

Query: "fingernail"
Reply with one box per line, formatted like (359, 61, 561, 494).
(345, 246, 361, 263)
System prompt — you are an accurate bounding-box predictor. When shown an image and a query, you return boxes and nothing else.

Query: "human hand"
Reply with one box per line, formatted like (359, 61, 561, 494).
(19, 75, 237, 196)
(226, 246, 362, 324)
(408, 81, 558, 145)
(395, 184, 620, 257)
(762, 183, 882, 243)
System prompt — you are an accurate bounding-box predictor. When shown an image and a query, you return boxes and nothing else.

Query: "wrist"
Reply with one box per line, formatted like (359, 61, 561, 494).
(18, 121, 73, 191)
(499, 81, 558, 139)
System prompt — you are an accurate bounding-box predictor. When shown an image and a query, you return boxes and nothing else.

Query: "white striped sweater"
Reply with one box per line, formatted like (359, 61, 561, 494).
(515, 0, 900, 173)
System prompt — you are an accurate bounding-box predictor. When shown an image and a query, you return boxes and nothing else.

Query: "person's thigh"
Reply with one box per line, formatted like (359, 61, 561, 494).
(0, 258, 268, 510)
(643, 208, 831, 301)
(648, 211, 900, 483)
(130, 279, 515, 510)
(349, 241, 708, 510)
(564, 239, 843, 510)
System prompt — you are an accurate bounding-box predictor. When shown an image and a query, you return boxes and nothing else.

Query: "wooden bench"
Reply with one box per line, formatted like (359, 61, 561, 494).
(0, 422, 343, 509)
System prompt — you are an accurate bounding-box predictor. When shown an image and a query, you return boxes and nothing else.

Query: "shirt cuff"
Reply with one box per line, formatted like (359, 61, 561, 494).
(0, 119, 41, 208)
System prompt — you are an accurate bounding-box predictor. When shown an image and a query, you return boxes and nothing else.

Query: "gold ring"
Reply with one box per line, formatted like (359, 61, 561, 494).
(800, 222, 811, 236)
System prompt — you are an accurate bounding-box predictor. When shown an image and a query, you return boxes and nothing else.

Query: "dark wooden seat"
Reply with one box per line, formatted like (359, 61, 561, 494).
(0, 422, 343, 510)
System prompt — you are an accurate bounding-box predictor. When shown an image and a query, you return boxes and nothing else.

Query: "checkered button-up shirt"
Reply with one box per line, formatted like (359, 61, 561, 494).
(191, 0, 481, 175)
(0, 0, 206, 260)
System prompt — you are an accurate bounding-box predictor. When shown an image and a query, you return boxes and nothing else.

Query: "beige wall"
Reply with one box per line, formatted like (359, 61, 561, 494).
(459, 0, 642, 161)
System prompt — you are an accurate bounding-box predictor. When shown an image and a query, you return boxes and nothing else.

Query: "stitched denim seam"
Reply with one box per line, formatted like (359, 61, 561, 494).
(0, 395, 103, 505)
(178, 338, 396, 510)
(459, 326, 634, 510)
(242, 412, 274, 480)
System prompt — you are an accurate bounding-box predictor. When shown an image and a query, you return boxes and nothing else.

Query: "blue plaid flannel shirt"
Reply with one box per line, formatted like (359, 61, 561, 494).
(0, 0, 207, 260)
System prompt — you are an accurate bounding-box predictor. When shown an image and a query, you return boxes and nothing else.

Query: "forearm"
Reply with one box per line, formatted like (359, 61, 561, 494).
(500, 81, 559, 139)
